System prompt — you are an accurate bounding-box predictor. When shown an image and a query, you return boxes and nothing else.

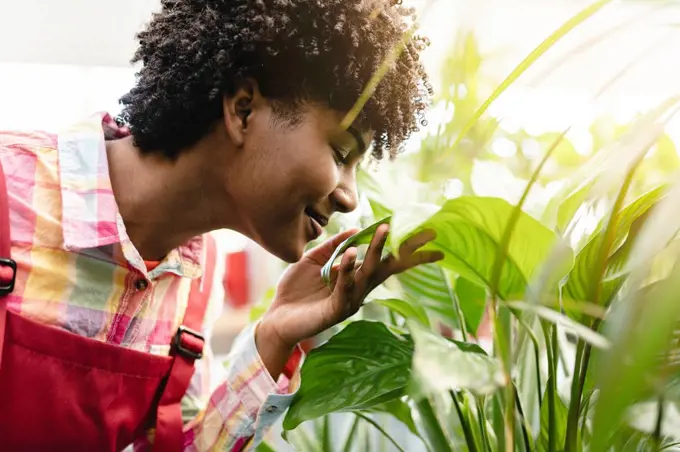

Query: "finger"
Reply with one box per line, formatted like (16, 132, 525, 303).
(355, 224, 389, 284)
(306, 228, 361, 263)
(332, 247, 358, 314)
(395, 250, 445, 272)
(399, 229, 437, 256)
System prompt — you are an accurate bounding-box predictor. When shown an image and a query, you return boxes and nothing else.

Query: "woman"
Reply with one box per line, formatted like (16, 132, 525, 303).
(0, 0, 439, 450)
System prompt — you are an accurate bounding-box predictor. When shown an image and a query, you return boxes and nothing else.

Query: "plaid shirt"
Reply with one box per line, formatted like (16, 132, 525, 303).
(0, 113, 300, 451)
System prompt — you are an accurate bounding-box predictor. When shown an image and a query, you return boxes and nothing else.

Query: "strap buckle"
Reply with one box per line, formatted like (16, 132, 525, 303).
(172, 325, 204, 360)
(0, 258, 16, 296)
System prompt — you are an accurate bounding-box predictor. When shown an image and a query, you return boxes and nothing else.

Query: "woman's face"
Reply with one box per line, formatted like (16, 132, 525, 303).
(221, 85, 372, 262)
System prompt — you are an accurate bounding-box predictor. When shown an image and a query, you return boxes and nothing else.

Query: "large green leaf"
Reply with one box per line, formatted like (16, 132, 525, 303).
(563, 186, 666, 306)
(408, 320, 505, 398)
(396, 263, 457, 325)
(394, 196, 569, 300)
(283, 321, 412, 430)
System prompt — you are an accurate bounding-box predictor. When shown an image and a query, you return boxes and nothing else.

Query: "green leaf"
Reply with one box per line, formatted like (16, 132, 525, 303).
(506, 301, 609, 350)
(408, 320, 506, 398)
(254, 441, 277, 452)
(455, 277, 487, 334)
(321, 217, 391, 284)
(396, 263, 457, 325)
(591, 264, 680, 451)
(283, 321, 412, 430)
(539, 376, 569, 452)
(564, 186, 666, 306)
(371, 298, 430, 327)
(393, 196, 570, 300)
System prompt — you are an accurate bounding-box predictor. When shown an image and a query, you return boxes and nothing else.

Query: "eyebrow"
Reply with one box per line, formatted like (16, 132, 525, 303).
(346, 126, 367, 155)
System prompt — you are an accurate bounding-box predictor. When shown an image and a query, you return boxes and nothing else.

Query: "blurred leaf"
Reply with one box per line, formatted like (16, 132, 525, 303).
(626, 182, 680, 275)
(545, 98, 678, 234)
(591, 262, 680, 451)
(539, 133, 582, 168)
(556, 181, 595, 234)
(371, 298, 431, 327)
(446, 0, 612, 158)
(393, 197, 570, 300)
(254, 441, 277, 452)
(455, 277, 487, 334)
(506, 301, 609, 349)
(321, 217, 391, 284)
(283, 321, 412, 430)
(408, 320, 506, 398)
(564, 186, 666, 306)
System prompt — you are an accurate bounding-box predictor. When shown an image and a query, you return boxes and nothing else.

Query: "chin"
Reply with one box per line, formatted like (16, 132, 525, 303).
(259, 237, 305, 264)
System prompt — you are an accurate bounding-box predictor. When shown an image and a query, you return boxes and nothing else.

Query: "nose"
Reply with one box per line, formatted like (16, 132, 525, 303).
(331, 169, 359, 214)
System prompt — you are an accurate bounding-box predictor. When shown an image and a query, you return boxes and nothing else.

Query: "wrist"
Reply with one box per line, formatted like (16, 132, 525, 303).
(257, 317, 297, 352)
(255, 317, 297, 380)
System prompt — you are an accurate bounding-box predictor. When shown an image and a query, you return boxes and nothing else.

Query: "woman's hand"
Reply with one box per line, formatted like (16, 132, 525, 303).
(255, 224, 444, 377)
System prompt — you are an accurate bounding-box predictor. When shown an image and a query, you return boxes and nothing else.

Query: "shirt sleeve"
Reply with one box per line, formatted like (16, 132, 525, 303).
(182, 322, 303, 451)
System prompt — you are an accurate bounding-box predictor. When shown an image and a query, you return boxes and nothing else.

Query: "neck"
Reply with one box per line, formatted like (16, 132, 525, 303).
(106, 135, 238, 260)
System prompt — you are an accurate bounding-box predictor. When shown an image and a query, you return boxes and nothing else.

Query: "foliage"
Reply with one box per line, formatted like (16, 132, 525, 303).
(254, 1, 680, 450)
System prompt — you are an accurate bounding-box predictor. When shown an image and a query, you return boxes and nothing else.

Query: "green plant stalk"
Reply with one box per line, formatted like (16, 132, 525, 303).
(489, 129, 569, 452)
(322, 415, 331, 452)
(342, 416, 361, 452)
(451, 391, 479, 452)
(514, 310, 544, 409)
(440, 267, 469, 341)
(355, 412, 406, 452)
(415, 398, 453, 452)
(654, 393, 664, 451)
(476, 398, 492, 452)
(514, 385, 533, 452)
(540, 322, 558, 452)
(565, 153, 646, 450)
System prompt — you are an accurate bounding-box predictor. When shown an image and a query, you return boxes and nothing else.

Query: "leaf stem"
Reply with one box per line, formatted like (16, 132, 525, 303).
(342, 416, 361, 452)
(451, 391, 478, 452)
(355, 412, 406, 452)
(514, 385, 533, 452)
(476, 398, 493, 452)
(654, 393, 665, 451)
(415, 398, 453, 452)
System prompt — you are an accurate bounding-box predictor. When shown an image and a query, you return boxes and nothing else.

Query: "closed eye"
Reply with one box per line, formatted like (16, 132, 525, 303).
(332, 145, 350, 165)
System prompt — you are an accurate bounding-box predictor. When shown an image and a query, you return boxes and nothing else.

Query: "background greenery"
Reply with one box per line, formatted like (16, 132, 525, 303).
(252, 1, 680, 450)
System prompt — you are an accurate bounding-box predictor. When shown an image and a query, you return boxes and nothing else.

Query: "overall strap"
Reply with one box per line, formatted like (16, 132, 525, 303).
(154, 233, 218, 452)
(0, 160, 17, 372)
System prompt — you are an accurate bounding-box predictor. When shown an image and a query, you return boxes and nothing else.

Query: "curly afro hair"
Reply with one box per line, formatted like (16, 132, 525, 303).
(118, 0, 432, 160)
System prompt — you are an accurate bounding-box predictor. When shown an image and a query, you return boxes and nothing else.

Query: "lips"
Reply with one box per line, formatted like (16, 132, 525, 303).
(304, 207, 329, 239)
(304, 207, 329, 227)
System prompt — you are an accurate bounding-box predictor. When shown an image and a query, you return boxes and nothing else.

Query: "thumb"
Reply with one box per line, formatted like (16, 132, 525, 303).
(305, 228, 360, 263)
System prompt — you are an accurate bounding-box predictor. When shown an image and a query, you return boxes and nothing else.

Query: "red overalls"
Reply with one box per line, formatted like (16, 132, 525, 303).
(0, 161, 217, 452)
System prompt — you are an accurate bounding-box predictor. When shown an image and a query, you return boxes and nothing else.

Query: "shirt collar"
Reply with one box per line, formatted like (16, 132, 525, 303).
(57, 112, 202, 279)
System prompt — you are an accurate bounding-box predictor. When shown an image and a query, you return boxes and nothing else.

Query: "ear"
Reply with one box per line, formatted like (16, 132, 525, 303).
(222, 79, 263, 148)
